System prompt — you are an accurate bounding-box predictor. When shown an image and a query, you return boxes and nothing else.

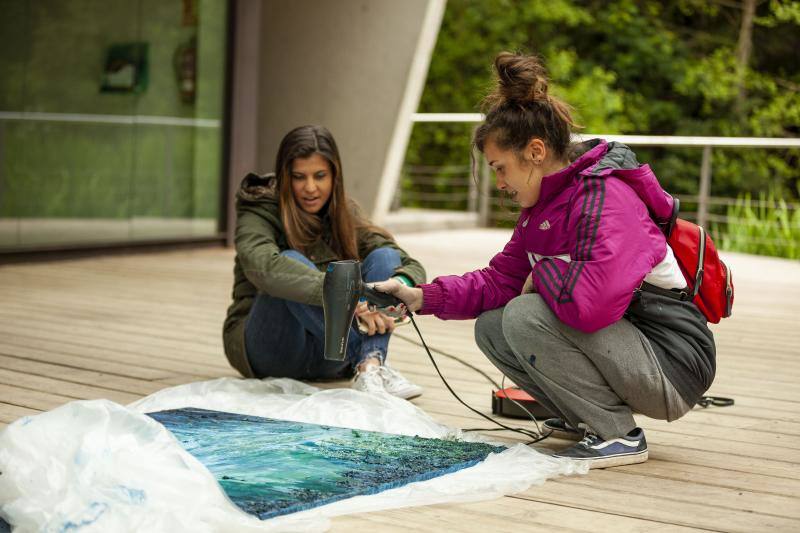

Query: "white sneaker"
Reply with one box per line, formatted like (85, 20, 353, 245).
(352, 366, 388, 395)
(379, 365, 423, 399)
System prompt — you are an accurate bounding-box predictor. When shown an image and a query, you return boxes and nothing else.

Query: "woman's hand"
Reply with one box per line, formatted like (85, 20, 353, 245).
(355, 301, 395, 336)
(521, 272, 536, 295)
(370, 278, 424, 313)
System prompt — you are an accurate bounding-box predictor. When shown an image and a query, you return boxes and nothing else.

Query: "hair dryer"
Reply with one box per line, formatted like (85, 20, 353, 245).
(323, 260, 402, 361)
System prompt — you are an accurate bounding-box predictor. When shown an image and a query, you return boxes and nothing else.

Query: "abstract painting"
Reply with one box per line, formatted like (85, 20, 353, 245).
(147, 408, 504, 519)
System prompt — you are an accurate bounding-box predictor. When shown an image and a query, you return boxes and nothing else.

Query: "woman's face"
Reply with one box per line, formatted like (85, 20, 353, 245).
(290, 153, 334, 214)
(484, 139, 546, 209)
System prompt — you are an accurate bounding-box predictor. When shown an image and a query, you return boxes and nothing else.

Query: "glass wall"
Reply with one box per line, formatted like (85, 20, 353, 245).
(0, 0, 228, 250)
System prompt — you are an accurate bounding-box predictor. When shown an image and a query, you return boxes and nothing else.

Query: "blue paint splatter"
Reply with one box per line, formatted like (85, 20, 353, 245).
(58, 502, 108, 532)
(114, 485, 146, 505)
(148, 408, 504, 520)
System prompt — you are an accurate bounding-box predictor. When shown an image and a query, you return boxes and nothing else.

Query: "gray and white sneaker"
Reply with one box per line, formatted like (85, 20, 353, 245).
(351, 366, 388, 395)
(378, 365, 423, 400)
(554, 427, 648, 469)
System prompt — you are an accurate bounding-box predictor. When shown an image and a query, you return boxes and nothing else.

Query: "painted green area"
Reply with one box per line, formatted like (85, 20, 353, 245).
(148, 407, 505, 520)
(0, 0, 226, 238)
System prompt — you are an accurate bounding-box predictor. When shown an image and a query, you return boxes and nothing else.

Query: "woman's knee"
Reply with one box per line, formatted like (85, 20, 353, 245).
(501, 294, 550, 337)
(362, 247, 401, 280)
(474, 307, 505, 356)
(501, 294, 556, 365)
(281, 249, 315, 269)
(365, 246, 400, 263)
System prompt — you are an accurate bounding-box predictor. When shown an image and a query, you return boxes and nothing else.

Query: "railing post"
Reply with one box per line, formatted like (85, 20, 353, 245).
(467, 124, 479, 213)
(698, 145, 712, 228)
(467, 166, 478, 213)
(478, 154, 491, 226)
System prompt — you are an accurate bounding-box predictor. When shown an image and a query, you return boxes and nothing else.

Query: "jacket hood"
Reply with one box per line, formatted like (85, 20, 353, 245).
(237, 172, 279, 204)
(574, 139, 675, 224)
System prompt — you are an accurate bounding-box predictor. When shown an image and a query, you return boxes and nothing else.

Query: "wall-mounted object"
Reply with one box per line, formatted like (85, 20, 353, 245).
(174, 36, 197, 104)
(100, 43, 148, 93)
(182, 0, 198, 27)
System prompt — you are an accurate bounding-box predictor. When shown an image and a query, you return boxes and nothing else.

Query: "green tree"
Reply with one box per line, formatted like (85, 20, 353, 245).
(405, 0, 800, 206)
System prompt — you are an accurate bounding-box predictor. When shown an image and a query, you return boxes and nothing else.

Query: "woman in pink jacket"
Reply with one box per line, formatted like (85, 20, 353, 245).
(377, 52, 715, 469)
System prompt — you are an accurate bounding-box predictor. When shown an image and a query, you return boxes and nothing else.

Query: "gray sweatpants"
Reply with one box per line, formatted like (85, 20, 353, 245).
(475, 294, 691, 440)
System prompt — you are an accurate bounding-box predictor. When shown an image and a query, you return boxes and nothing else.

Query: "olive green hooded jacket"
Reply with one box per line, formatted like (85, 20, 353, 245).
(223, 173, 426, 377)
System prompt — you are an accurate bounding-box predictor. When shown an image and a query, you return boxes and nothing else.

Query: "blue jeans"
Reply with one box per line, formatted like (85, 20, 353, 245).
(245, 247, 401, 379)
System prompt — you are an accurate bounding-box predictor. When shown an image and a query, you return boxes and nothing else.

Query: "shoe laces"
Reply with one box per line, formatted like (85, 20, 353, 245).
(578, 431, 602, 448)
(378, 365, 403, 381)
(354, 367, 385, 393)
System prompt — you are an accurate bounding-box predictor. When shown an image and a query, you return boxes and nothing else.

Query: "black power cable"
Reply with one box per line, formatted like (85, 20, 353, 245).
(391, 331, 501, 389)
(405, 314, 550, 444)
(397, 314, 733, 443)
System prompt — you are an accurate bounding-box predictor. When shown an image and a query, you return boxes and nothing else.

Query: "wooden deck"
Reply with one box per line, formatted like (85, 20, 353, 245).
(1, 229, 798, 532)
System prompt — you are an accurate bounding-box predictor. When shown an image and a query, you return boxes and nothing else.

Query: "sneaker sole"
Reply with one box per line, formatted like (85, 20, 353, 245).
(564, 450, 648, 469)
(390, 388, 423, 400)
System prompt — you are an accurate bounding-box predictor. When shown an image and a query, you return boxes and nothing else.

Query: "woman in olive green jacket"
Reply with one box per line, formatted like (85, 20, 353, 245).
(223, 125, 427, 398)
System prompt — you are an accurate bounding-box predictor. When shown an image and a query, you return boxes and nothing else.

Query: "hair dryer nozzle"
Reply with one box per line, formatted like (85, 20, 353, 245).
(323, 260, 362, 361)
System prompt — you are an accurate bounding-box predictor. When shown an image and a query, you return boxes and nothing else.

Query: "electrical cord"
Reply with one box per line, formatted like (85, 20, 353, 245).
(697, 396, 735, 408)
(460, 374, 547, 438)
(397, 313, 733, 443)
(394, 324, 545, 433)
(391, 331, 502, 389)
(405, 314, 550, 444)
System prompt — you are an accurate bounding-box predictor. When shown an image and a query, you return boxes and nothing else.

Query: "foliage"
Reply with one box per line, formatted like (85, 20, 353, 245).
(405, 0, 800, 210)
(713, 191, 800, 259)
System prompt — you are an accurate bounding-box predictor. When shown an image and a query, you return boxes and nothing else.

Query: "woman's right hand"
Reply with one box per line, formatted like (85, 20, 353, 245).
(355, 301, 395, 335)
(370, 278, 424, 313)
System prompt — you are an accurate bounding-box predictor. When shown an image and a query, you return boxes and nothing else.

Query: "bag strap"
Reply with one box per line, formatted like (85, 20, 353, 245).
(724, 262, 733, 316)
(693, 225, 706, 297)
(637, 281, 690, 301)
(657, 196, 680, 237)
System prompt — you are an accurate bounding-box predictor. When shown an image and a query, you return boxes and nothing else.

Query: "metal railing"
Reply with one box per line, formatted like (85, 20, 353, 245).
(400, 113, 800, 234)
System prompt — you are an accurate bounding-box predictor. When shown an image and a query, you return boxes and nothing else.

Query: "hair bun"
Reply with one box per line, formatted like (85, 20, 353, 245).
(491, 52, 550, 106)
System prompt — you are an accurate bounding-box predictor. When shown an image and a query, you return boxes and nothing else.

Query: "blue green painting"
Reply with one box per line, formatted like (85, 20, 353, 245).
(147, 408, 504, 519)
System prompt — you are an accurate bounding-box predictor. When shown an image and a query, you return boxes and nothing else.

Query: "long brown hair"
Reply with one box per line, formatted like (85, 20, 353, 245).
(474, 52, 580, 159)
(275, 125, 391, 260)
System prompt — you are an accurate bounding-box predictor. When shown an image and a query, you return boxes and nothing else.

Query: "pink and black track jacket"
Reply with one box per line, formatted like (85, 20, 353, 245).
(419, 139, 715, 404)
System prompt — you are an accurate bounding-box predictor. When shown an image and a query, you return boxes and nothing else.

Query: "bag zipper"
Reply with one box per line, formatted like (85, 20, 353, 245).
(693, 226, 706, 298)
(723, 260, 733, 316)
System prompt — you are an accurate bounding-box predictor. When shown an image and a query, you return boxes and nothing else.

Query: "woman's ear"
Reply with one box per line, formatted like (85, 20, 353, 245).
(526, 138, 547, 165)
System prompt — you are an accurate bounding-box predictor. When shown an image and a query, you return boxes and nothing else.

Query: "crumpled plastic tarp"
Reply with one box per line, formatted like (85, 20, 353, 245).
(0, 378, 587, 532)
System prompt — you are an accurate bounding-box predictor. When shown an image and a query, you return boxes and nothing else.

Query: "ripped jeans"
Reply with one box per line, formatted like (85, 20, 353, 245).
(244, 247, 401, 380)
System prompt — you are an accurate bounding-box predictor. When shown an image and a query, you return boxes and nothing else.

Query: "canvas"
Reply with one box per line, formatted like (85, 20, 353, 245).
(147, 407, 505, 520)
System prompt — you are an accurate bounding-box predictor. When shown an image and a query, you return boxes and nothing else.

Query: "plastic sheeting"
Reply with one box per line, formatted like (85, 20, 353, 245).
(0, 378, 587, 532)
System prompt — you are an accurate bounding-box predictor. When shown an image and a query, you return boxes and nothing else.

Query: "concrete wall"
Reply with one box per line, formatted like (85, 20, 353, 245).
(236, 0, 443, 225)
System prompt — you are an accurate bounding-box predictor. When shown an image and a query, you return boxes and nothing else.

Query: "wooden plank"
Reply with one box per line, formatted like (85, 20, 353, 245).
(0, 335, 233, 379)
(0, 319, 227, 363)
(553, 468, 800, 519)
(1, 236, 799, 530)
(0, 354, 165, 396)
(0, 383, 77, 411)
(0, 367, 141, 405)
(0, 402, 41, 424)
(516, 479, 800, 532)
(0, 342, 175, 381)
(615, 458, 800, 497)
(331, 496, 703, 532)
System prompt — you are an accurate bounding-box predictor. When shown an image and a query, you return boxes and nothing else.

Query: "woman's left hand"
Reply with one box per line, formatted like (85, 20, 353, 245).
(521, 272, 536, 295)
